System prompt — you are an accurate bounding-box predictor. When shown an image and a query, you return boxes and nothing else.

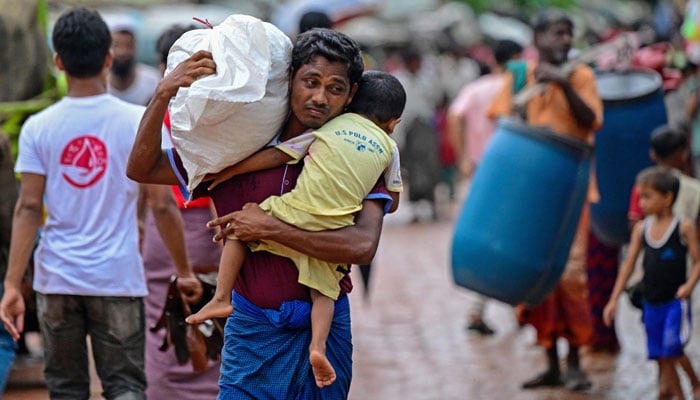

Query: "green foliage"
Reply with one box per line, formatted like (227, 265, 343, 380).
(458, 0, 490, 13)
(512, 0, 578, 12)
(454, 0, 578, 14)
(0, 87, 60, 160)
(0, 0, 59, 161)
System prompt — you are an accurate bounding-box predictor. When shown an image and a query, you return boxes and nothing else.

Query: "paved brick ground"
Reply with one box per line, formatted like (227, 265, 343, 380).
(348, 198, 671, 400)
(6, 182, 700, 399)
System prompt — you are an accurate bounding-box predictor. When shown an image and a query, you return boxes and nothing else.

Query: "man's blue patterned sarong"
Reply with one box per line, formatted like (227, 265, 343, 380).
(217, 292, 352, 399)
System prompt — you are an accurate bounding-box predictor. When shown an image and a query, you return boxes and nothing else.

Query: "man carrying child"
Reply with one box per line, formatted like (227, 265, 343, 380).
(127, 28, 391, 398)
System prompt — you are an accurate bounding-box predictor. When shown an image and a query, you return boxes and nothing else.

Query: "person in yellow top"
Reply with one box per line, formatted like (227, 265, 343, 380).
(186, 70, 405, 388)
(488, 8, 603, 392)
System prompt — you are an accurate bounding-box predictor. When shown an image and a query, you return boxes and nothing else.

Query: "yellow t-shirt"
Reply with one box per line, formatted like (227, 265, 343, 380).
(253, 113, 401, 299)
(274, 112, 402, 218)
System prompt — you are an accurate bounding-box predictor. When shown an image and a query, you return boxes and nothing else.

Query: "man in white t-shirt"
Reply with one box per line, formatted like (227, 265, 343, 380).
(106, 14, 161, 106)
(0, 8, 199, 399)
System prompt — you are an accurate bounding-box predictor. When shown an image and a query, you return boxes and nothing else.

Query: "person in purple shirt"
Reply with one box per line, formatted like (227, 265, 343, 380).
(126, 28, 390, 399)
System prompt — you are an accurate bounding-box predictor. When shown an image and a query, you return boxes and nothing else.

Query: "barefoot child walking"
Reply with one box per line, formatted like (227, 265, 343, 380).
(604, 166, 700, 400)
(627, 125, 700, 397)
(186, 70, 405, 387)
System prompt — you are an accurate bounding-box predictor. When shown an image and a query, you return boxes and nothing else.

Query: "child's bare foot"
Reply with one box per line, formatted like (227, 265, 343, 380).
(310, 349, 336, 387)
(185, 299, 233, 325)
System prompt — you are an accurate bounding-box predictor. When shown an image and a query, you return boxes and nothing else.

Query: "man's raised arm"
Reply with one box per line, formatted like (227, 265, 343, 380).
(126, 50, 216, 184)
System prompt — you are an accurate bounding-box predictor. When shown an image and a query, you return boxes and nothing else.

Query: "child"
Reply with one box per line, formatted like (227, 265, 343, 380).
(626, 125, 700, 398)
(605, 166, 700, 400)
(186, 70, 405, 387)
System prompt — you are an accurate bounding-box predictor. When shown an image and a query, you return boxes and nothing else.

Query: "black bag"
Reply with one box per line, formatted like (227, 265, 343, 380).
(150, 275, 226, 371)
(625, 281, 644, 310)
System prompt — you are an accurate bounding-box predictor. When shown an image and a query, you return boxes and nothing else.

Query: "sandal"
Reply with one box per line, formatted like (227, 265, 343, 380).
(522, 370, 563, 389)
(563, 368, 592, 392)
(466, 319, 495, 335)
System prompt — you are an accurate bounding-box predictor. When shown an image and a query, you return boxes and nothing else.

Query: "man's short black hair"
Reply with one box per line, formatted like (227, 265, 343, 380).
(52, 8, 111, 78)
(347, 70, 406, 123)
(531, 8, 573, 33)
(298, 11, 332, 34)
(650, 125, 688, 160)
(291, 28, 363, 85)
(494, 40, 523, 65)
(156, 24, 198, 66)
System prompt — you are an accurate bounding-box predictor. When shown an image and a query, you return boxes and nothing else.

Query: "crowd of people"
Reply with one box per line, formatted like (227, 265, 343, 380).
(4, 1, 700, 399)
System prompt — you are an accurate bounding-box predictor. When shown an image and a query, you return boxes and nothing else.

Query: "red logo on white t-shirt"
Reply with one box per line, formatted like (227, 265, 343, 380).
(60, 136, 108, 188)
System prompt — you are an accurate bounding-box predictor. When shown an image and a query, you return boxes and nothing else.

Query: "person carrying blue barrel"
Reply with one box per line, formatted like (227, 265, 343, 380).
(488, 8, 603, 392)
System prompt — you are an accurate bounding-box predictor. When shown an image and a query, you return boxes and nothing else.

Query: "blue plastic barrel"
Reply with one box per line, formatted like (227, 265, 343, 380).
(590, 69, 667, 246)
(451, 118, 592, 306)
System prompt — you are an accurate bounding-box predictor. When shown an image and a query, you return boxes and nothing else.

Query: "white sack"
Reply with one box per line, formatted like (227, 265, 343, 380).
(166, 14, 292, 192)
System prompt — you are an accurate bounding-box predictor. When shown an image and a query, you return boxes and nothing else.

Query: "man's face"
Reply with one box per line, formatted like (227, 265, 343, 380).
(289, 55, 356, 130)
(535, 21, 572, 65)
(111, 31, 136, 78)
